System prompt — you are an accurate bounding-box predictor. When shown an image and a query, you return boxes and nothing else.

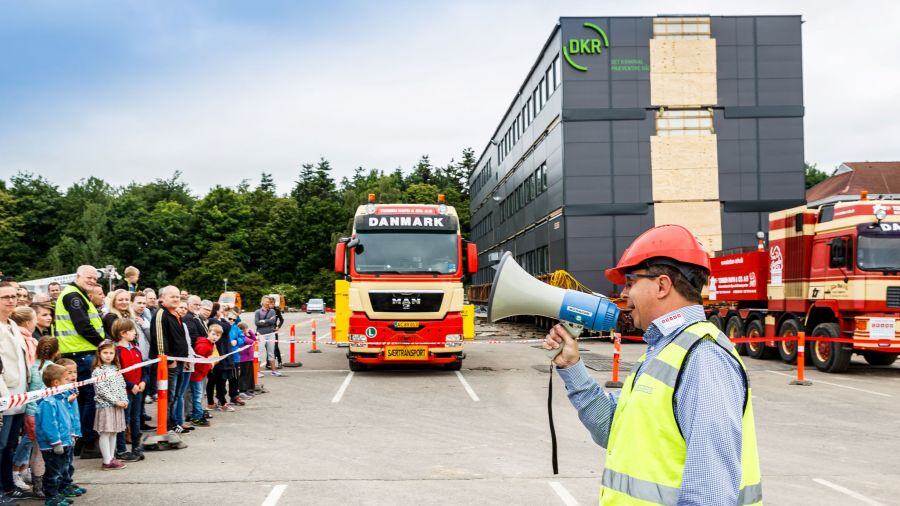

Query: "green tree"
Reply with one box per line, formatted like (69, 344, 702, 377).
(805, 162, 829, 189)
(5, 173, 63, 275)
(405, 183, 442, 204)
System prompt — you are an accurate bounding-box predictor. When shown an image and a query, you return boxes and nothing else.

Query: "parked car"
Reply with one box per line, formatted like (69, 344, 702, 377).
(306, 298, 325, 314)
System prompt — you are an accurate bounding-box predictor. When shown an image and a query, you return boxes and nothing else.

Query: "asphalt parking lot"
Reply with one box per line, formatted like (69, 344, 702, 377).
(68, 315, 900, 505)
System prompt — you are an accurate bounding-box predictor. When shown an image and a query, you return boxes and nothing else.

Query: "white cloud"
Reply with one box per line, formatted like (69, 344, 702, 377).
(1, 0, 898, 192)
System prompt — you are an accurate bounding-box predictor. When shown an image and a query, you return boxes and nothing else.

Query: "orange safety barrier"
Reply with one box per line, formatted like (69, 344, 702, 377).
(284, 323, 302, 367)
(309, 320, 322, 353)
(156, 355, 168, 436)
(605, 333, 624, 388)
(790, 332, 812, 386)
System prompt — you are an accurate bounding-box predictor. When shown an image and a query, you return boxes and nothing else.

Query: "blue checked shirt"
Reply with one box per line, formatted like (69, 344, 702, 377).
(556, 305, 746, 506)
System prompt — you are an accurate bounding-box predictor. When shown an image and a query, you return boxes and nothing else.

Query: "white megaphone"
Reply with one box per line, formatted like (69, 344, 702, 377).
(488, 252, 620, 360)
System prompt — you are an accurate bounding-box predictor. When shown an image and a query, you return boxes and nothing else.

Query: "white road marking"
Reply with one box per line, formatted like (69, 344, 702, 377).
(261, 484, 287, 506)
(548, 481, 579, 506)
(813, 478, 885, 506)
(767, 371, 891, 397)
(455, 371, 480, 402)
(331, 371, 354, 403)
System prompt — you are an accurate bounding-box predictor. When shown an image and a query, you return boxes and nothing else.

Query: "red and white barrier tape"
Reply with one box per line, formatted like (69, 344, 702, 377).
(0, 345, 253, 413)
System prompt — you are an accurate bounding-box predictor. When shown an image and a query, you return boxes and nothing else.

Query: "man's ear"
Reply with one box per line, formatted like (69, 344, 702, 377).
(655, 274, 674, 299)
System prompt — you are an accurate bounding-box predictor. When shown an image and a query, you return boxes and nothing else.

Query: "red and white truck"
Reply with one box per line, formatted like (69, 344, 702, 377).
(334, 195, 478, 371)
(706, 195, 900, 372)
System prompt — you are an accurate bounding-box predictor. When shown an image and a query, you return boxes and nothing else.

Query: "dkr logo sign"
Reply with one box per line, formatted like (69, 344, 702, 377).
(562, 22, 609, 72)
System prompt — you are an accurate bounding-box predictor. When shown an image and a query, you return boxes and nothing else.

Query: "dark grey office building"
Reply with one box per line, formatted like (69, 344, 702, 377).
(468, 15, 805, 296)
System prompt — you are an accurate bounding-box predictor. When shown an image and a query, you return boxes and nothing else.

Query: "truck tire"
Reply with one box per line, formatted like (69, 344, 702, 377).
(708, 314, 724, 332)
(810, 322, 852, 373)
(443, 359, 463, 371)
(777, 318, 801, 364)
(348, 357, 367, 372)
(745, 320, 776, 360)
(862, 351, 898, 366)
(725, 316, 747, 356)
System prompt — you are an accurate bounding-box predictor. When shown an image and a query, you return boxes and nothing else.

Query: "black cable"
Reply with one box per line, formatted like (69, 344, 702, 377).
(548, 362, 558, 475)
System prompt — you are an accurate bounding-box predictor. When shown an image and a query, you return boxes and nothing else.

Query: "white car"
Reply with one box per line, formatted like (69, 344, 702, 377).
(306, 298, 325, 314)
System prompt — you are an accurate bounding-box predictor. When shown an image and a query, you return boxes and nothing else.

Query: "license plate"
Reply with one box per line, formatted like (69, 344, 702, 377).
(395, 321, 419, 329)
(384, 345, 428, 360)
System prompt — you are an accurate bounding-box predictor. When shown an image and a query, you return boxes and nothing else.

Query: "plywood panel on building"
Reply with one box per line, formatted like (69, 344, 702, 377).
(650, 39, 717, 106)
(650, 135, 719, 201)
(654, 201, 722, 252)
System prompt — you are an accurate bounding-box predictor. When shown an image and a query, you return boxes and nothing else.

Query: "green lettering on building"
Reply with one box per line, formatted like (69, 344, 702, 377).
(562, 22, 609, 72)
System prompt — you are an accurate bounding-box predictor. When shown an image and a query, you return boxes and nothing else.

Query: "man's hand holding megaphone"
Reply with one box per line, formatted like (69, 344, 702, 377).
(543, 324, 581, 368)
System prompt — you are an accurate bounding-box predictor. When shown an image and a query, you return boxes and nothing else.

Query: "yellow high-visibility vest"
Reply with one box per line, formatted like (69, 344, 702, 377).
(599, 321, 762, 505)
(55, 284, 104, 354)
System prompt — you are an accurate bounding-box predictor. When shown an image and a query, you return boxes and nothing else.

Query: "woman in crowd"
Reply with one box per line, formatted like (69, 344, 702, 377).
(102, 290, 133, 338)
(30, 303, 53, 339)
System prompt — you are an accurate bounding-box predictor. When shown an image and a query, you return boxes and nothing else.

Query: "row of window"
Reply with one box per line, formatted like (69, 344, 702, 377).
(470, 160, 493, 197)
(500, 163, 548, 222)
(516, 246, 550, 276)
(498, 54, 561, 164)
(655, 108, 715, 137)
(471, 212, 493, 241)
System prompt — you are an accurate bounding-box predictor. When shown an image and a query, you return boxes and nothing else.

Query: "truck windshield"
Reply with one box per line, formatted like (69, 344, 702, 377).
(355, 232, 458, 274)
(857, 235, 900, 271)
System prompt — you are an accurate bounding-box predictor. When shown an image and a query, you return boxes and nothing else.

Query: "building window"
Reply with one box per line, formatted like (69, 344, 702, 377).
(552, 55, 561, 89)
(545, 66, 553, 98)
(652, 17, 711, 40)
(655, 108, 714, 137)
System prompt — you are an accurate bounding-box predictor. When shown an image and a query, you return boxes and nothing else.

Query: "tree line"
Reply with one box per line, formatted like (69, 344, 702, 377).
(0, 149, 476, 307)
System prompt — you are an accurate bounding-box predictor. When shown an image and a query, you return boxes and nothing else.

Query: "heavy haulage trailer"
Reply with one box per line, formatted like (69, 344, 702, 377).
(334, 195, 478, 371)
(705, 194, 900, 372)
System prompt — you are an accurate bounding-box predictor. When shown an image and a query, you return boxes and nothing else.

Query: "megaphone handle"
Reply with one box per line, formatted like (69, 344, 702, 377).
(546, 321, 584, 361)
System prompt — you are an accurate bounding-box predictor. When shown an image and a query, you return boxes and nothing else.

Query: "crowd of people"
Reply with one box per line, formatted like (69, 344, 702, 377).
(0, 265, 287, 505)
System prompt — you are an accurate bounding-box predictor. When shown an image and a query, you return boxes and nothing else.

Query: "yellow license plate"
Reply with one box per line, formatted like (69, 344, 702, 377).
(395, 321, 419, 328)
(384, 345, 428, 360)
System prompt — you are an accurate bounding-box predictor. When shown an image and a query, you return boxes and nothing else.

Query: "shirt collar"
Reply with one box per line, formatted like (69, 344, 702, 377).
(643, 305, 706, 347)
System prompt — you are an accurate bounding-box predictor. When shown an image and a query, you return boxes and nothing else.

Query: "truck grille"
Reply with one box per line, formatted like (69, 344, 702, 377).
(888, 287, 900, 309)
(369, 291, 444, 313)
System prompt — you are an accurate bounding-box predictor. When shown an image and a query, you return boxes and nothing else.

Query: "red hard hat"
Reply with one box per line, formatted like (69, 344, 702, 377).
(605, 224, 711, 285)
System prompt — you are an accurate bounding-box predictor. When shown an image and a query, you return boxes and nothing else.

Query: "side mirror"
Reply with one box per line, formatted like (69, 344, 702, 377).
(466, 242, 479, 274)
(828, 238, 846, 269)
(334, 242, 346, 274)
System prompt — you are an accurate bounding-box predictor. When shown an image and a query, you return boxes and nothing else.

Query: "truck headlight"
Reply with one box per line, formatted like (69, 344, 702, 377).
(875, 208, 888, 221)
(446, 334, 462, 347)
(350, 334, 367, 345)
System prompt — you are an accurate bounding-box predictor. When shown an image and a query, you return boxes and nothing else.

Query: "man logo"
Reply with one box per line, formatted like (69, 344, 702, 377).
(563, 22, 610, 72)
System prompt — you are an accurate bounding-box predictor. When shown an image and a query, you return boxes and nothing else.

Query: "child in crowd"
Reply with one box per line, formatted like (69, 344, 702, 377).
(237, 322, 257, 398)
(36, 363, 85, 506)
(206, 325, 234, 412)
(227, 314, 246, 406)
(91, 340, 128, 470)
(113, 320, 147, 462)
(189, 328, 217, 426)
(16, 337, 59, 498)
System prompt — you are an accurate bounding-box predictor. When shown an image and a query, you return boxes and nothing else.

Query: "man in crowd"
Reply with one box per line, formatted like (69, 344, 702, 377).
(55, 265, 104, 459)
(144, 288, 159, 316)
(184, 295, 207, 347)
(149, 286, 191, 433)
(89, 285, 105, 311)
(47, 281, 61, 302)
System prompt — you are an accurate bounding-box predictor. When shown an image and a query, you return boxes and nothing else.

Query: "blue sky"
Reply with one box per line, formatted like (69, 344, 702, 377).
(1, 1, 899, 194)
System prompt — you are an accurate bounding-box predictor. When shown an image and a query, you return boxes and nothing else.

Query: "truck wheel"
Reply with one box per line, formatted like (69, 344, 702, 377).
(348, 358, 367, 372)
(708, 314, 724, 331)
(443, 359, 462, 371)
(810, 323, 852, 373)
(862, 351, 898, 366)
(725, 316, 747, 356)
(745, 320, 775, 360)
(777, 319, 801, 364)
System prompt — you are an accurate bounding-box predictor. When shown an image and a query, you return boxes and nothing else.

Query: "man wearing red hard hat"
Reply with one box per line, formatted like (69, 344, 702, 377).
(544, 224, 762, 505)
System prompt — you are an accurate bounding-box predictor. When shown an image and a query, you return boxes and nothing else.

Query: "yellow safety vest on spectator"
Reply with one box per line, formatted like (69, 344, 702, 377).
(55, 285, 104, 354)
(599, 321, 762, 505)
